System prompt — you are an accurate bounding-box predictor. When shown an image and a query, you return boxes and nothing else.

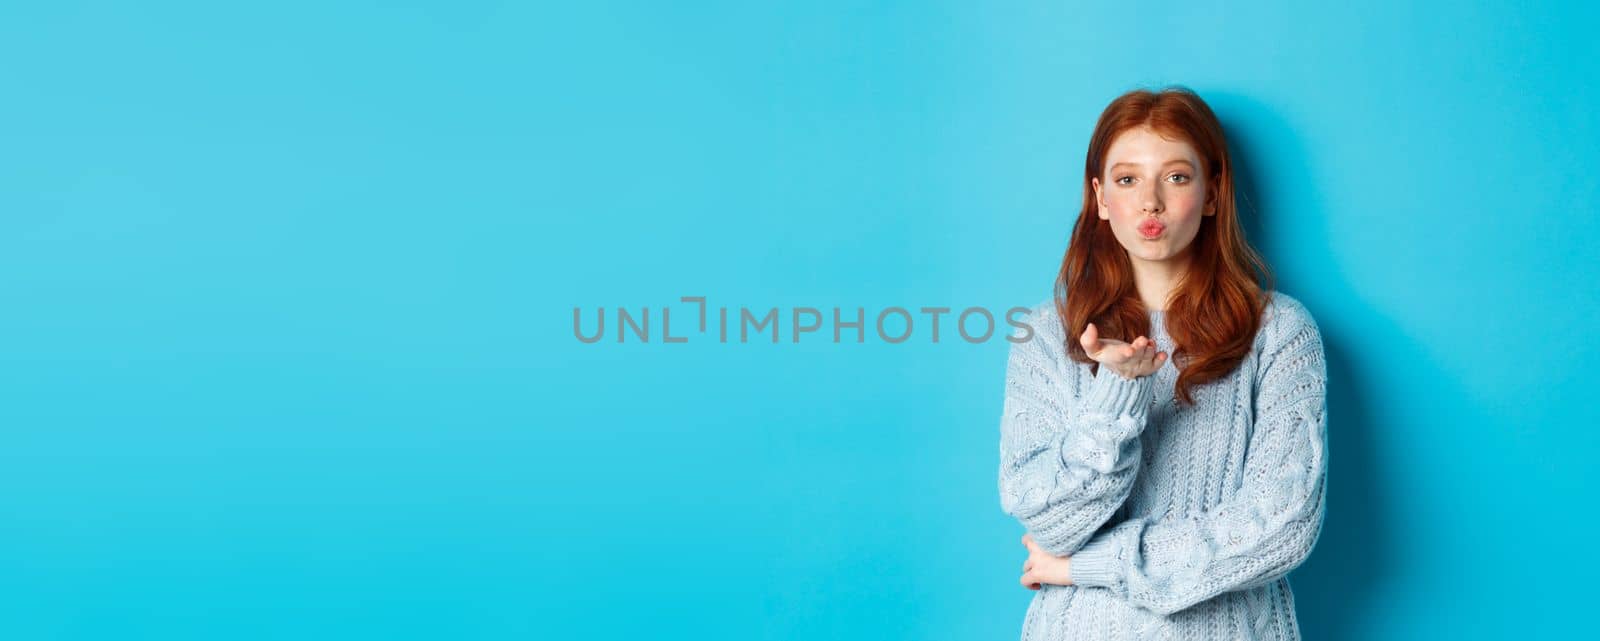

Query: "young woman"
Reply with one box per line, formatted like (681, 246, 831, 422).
(998, 87, 1329, 641)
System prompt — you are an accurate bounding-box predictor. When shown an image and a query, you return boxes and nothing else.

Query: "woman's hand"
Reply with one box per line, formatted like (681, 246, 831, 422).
(1019, 534, 1073, 590)
(1080, 322, 1166, 380)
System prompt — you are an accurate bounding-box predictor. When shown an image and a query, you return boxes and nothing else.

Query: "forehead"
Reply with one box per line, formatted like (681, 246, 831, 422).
(1104, 126, 1200, 168)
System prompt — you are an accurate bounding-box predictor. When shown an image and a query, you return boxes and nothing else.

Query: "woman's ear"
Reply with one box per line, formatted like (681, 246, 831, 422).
(1091, 177, 1108, 220)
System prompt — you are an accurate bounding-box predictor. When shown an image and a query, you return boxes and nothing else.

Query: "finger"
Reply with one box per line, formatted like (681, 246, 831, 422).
(1080, 323, 1099, 354)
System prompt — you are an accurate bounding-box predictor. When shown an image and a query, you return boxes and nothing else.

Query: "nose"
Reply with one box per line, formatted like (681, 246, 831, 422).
(1141, 189, 1163, 214)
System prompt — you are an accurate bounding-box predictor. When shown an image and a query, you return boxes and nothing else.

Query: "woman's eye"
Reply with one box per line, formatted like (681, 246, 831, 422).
(1169, 174, 1190, 184)
(1115, 176, 1134, 185)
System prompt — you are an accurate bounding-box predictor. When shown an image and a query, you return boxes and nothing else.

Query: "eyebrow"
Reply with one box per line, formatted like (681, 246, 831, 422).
(1109, 160, 1196, 171)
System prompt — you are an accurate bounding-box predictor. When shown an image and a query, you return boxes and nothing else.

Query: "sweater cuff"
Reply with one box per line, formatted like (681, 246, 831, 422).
(1069, 530, 1126, 589)
(1084, 363, 1154, 420)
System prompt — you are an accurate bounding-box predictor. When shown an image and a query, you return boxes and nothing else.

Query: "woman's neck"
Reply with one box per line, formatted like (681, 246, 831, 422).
(1129, 251, 1192, 311)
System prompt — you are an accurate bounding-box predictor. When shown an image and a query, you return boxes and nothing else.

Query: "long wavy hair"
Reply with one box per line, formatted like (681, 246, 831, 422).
(1055, 86, 1275, 406)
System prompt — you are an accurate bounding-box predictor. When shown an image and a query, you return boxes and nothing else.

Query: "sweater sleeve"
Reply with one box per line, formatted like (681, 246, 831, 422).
(1066, 303, 1329, 615)
(997, 308, 1156, 557)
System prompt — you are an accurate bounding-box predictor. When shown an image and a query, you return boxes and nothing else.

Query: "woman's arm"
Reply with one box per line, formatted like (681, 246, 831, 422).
(1065, 302, 1328, 615)
(998, 308, 1156, 557)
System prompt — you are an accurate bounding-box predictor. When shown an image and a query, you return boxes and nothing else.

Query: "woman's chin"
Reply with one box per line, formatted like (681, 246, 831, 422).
(1126, 245, 1193, 264)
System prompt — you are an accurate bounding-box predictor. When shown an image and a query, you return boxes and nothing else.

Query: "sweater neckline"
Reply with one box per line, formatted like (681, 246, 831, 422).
(1149, 309, 1168, 334)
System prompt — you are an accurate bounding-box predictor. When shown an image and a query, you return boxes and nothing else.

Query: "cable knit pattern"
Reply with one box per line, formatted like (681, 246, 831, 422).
(998, 291, 1328, 641)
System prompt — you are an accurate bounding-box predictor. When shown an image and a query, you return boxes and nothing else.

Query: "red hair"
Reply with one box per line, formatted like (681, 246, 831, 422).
(1055, 86, 1275, 406)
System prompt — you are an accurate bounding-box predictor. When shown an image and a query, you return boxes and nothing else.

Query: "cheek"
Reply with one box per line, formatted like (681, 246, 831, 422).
(1105, 191, 1140, 214)
(1170, 190, 1205, 212)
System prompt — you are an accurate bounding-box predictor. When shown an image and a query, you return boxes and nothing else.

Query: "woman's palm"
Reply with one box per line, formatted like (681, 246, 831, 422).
(1079, 322, 1166, 379)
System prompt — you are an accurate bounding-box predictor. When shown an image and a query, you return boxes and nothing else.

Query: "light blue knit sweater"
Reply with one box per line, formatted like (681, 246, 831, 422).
(998, 291, 1328, 641)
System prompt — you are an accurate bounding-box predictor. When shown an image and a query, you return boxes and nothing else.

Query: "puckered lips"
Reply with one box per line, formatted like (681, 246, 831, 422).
(1138, 219, 1166, 239)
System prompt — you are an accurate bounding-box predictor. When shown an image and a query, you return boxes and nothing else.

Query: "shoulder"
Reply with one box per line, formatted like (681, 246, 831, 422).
(1009, 299, 1065, 345)
(1006, 299, 1069, 363)
(1004, 299, 1076, 390)
(1264, 290, 1316, 327)
(1257, 290, 1321, 346)
(1254, 290, 1326, 379)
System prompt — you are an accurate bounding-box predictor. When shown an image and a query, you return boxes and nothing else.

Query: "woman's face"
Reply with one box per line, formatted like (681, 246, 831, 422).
(1091, 126, 1214, 266)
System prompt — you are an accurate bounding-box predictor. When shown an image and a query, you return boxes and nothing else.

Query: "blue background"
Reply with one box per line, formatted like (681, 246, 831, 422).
(3, 1, 1597, 639)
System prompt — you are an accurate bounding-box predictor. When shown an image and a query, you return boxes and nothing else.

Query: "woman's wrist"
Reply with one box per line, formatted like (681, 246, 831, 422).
(1086, 362, 1155, 418)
